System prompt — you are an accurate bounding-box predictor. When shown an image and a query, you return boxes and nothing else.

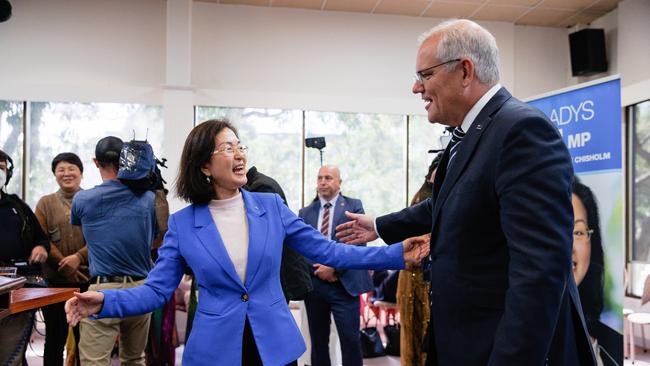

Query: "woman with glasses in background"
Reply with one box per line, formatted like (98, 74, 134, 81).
(64, 119, 428, 366)
(572, 178, 605, 366)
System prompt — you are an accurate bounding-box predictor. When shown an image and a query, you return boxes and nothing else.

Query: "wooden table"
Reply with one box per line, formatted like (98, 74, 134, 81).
(9, 287, 79, 314)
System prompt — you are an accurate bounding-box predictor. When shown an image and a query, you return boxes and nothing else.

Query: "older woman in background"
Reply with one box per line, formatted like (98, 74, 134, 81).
(35, 152, 89, 366)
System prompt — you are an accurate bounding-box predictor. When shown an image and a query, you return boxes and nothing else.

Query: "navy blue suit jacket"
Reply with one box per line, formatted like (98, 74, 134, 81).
(299, 194, 373, 297)
(377, 88, 596, 365)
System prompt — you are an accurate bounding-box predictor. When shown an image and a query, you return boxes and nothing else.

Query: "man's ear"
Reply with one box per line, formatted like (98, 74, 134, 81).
(93, 158, 100, 168)
(461, 58, 475, 86)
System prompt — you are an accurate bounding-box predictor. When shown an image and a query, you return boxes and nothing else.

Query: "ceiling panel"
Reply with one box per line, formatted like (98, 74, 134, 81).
(273, 0, 324, 10)
(422, 2, 480, 18)
(193, 0, 619, 28)
(473, 5, 529, 22)
(588, 0, 619, 12)
(323, 0, 378, 13)
(373, 0, 430, 17)
(220, 0, 270, 6)
(558, 9, 608, 27)
(516, 7, 576, 26)
(487, 0, 539, 6)
(539, 0, 595, 10)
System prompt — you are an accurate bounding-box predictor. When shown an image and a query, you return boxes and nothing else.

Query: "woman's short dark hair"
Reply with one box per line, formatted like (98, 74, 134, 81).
(51, 152, 84, 174)
(572, 177, 604, 335)
(176, 119, 239, 204)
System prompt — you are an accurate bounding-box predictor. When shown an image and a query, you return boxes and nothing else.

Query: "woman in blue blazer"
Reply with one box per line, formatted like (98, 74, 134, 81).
(65, 120, 427, 366)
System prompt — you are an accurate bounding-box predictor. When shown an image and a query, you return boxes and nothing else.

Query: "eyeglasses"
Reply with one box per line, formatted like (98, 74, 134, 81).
(573, 228, 594, 240)
(212, 144, 248, 156)
(414, 58, 461, 83)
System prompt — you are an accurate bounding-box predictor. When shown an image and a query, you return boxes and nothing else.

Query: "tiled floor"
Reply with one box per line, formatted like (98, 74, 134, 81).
(25, 309, 401, 365)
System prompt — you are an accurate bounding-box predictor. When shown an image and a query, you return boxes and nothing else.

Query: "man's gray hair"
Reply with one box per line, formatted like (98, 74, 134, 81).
(418, 19, 500, 85)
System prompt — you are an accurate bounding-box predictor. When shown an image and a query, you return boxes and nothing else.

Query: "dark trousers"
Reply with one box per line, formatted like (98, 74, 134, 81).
(42, 301, 70, 366)
(242, 317, 263, 366)
(242, 317, 298, 366)
(305, 279, 362, 366)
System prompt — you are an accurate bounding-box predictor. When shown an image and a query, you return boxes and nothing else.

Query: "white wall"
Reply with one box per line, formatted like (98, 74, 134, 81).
(513, 25, 570, 99)
(0, 1, 571, 109)
(0, 0, 597, 210)
(617, 0, 650, 106)
(191, 3, 524, 115)
(0, 0, 166, 104)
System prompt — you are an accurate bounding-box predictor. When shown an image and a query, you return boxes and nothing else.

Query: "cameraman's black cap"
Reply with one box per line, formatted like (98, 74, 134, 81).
(95, 136, 123, 164)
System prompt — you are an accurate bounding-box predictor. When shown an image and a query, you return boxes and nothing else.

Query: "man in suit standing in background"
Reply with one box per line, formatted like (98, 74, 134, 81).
(336, 19, 596, 365)
(300, 165, 372, 366)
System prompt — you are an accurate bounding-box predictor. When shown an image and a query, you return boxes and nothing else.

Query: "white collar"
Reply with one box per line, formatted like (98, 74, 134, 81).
(319, 193, 339, 208)
(460, 83, 502, 132)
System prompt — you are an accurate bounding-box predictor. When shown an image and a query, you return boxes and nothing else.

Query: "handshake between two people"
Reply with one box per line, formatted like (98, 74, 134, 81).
(336, 211, 430, 265)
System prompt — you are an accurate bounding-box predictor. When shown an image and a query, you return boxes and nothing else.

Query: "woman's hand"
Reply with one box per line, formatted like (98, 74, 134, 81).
(28, 245, 48, 264)
(402, 234, 431, 264)
(59, 254, 81, 276)
(65, 291, 104, 326)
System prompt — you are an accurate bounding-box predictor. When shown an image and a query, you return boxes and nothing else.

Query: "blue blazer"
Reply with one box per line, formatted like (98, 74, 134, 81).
(97, 190, 404, 366)
(377, 88, 596, 365)
(298, 195, 373, 296)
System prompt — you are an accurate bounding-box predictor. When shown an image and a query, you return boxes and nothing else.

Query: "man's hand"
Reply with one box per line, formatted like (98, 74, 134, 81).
(59, 254, 81, 276)
(28, 245, 48, 264)
(403, 234, 431, 264)
(335, 211, 378, 244)
(313, 263, 338, 282)
(65, 291, 104, 326)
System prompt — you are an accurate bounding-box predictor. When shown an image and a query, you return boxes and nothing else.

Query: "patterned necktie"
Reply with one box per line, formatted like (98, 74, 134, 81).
(320, 202, 332, 237)
(447, 126, 466, 170)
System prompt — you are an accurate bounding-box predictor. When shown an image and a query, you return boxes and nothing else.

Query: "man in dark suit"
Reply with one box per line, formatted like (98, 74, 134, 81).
(299, 165, 372, 366)
(245, 166, 312, 303)
(336, 19, 596, 365)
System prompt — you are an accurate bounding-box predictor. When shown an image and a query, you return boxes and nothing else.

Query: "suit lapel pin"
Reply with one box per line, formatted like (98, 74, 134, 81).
(476, 124, 482, 130)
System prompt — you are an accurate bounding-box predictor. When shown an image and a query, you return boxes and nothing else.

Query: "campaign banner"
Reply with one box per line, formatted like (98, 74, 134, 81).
(529, 78, 621, 173)
(528, 77, 624, 337)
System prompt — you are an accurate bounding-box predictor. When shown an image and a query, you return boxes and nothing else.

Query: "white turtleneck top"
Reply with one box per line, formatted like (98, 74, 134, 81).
(208, 193, 249, 283)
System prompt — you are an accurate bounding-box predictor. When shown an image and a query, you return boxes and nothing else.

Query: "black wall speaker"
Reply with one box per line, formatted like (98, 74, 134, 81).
(569, 28, 607, 77)
(0, 0, 11, 23)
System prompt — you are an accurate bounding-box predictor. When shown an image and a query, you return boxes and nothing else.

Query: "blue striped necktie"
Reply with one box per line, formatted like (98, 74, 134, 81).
(447, 126, 466, 170)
